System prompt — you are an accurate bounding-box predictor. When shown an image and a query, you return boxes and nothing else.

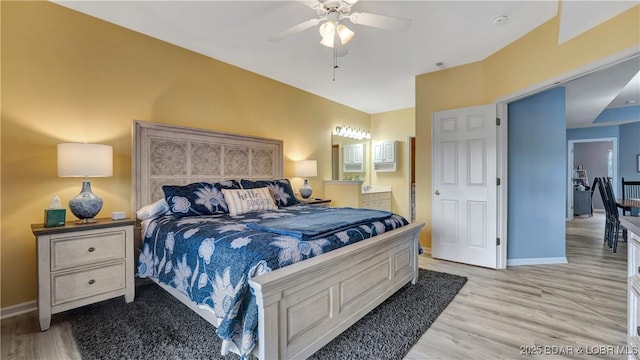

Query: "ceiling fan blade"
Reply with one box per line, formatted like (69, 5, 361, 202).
(296, 0, 324, 10)
(348, 12, 411, 32)
(268, 18, 321, 42)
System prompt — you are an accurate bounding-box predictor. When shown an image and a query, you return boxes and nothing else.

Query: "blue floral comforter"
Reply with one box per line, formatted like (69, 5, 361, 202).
(137, 204, 408, 357)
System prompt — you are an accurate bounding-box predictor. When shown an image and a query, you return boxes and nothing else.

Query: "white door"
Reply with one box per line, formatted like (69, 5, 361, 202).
(432, 104, 498, 268)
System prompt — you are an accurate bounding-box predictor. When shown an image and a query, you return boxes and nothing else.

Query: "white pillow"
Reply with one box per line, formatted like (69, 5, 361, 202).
(222, 187, 278, 216)
(136, 199, 171, 220)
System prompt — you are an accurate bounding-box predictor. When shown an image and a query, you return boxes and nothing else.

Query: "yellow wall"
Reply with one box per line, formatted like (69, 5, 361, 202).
(0, 1, 370, 307)
(371, 107, 415, 220)
(415, 5, 640, 248)
(324, 181, 363, 208)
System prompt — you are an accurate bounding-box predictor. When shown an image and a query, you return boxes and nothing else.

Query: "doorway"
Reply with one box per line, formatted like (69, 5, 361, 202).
(567, 138, 617, 221)
(331, 144, 339, 180)
(406, 136, 416, 222)
(495, 49, 638, 267)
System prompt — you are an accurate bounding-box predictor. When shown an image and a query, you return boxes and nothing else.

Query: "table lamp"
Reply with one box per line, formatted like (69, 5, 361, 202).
(294, 160, 317, 200)
(57, 143, 113, 223)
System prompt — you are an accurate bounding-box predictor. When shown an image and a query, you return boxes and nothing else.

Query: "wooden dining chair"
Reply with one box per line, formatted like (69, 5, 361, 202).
(621, 177, 640, 215)
(589, 177, 600, 217)
(603, 177, 627, 253)
(596, 177, 612, 247)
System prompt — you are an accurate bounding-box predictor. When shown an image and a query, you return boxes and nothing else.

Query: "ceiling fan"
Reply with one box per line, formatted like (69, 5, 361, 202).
(268, 0, 412, 49)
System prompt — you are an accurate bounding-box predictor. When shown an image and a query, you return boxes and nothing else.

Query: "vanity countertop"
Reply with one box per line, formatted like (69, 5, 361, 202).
(362, 185, 392, 194)
(323, 180, 364, 185)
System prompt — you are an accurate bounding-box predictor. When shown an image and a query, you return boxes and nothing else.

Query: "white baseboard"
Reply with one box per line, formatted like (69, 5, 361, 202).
(1, 300, 36, 320)
(507, 257, 568, 266)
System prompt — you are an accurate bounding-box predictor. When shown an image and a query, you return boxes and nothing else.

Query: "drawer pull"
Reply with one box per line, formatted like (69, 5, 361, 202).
(88, 279, 95, 285)
(637, 326, 640, 336)
(88, 247, 95, 253)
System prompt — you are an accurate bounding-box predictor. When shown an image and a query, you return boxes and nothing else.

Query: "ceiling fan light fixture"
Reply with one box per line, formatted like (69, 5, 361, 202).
(320, 34, 335, 48)
(319, 20, 336, 38)
(336, 23, 354, 45)
(319, 20, 337, 48)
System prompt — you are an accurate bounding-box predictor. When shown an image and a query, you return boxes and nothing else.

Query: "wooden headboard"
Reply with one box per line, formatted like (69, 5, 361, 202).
(132, 121, 284, 214)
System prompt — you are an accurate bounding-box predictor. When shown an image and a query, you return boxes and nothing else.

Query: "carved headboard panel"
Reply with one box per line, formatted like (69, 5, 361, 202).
(132, 121, 283, 213)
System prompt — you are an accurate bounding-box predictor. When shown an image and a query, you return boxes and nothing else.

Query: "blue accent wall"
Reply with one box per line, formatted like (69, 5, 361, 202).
(567, 125, 619, 140)
(508, 87, 566, 260)
(594, 105, 640, 123)
(620, 122, 640, 180)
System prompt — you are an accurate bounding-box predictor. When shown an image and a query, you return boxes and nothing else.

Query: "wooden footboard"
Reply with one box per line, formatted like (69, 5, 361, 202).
(249, 222, 424, 360)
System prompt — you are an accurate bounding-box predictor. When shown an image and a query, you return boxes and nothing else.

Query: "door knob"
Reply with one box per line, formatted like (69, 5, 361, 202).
(435, 190, 440, 195)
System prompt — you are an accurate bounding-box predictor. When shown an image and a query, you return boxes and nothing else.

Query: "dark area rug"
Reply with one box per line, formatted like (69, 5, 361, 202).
(70, 268, 467, 360)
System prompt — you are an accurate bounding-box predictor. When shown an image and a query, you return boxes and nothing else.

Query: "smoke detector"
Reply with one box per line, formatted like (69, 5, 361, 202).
(492, 15, 508, 25)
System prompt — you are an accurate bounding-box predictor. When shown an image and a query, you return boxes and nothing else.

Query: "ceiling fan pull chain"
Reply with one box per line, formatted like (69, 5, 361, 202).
(332, 45, 338, 82)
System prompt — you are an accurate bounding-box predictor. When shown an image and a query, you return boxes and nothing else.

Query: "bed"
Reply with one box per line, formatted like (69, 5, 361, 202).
(132, 120, 424, 359)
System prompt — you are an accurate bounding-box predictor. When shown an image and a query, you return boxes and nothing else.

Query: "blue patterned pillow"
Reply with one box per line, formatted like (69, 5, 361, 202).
(240, 179, 300, 207)
(162, 180, 241, 218)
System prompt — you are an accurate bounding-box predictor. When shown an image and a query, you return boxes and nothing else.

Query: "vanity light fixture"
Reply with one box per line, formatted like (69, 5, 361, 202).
(332, 126, 371, 140)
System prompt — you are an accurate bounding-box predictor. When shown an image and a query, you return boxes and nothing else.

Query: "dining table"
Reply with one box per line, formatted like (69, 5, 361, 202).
(618, 198, 640, 215)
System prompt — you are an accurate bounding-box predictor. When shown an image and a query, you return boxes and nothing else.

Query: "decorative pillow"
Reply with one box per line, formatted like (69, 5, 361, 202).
(162, 180, 241, 218)
(241, 179, 300, 207)
(136, 198, 171, 220)
(221, 187, 278, 216)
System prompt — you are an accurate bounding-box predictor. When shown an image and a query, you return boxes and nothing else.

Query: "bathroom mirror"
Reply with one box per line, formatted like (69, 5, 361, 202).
(331, 132, 370, 184)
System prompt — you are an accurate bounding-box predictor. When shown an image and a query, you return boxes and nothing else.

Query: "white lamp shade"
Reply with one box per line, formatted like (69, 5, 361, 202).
(336, 24, 354, 45)
(319, 20, 336, 48)
(319, 20, 336, 38)
(57, 143, 113, 177)
(294, 160, 318, 178)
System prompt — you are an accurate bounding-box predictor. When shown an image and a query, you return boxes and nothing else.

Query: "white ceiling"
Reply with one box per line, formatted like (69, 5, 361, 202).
(54, 1, 639, 127)
(565, 56, 640, 128)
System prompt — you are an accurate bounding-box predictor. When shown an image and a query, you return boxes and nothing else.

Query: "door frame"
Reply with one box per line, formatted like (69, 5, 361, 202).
(493, 46, 638, 268)
(405, 135, 415, 223)
(566, 138, 618, 221)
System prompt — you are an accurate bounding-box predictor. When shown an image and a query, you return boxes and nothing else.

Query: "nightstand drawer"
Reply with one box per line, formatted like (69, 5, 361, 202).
(51, 230, 125, 271)
(52, 262, 125, 305)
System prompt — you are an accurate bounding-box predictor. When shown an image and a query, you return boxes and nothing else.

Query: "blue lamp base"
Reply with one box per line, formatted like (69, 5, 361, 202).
(299, 179, 313, 200)
(68, 180, 103, 223)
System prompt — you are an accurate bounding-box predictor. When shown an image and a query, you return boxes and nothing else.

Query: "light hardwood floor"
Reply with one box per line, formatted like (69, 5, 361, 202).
(407, 212, 627, 360)
(2, 213, 627, 359)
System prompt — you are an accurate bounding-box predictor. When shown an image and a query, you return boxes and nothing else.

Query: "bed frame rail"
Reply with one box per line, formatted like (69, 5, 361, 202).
(249, 222, 424, 360)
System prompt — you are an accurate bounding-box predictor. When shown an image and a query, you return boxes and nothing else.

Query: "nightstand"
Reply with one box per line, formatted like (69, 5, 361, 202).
(303, 198, 331, 207)
(31, 218, 136, 331)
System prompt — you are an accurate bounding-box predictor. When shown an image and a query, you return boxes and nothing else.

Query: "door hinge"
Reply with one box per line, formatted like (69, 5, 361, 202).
(496, 117, 501, 126)
(497, 178, 501, 186)
(496, 238, 501, 246)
